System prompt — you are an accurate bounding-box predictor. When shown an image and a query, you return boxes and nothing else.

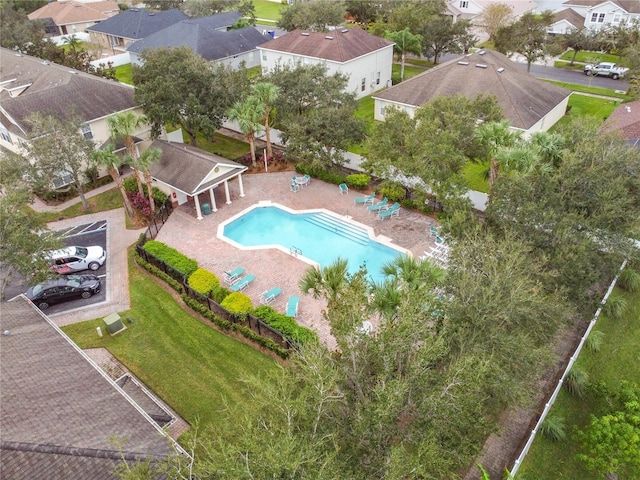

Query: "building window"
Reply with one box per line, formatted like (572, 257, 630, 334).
(52, 171, 73, 189)
(381, 105, 386, 116)
(361, 77, 366, 92)
(0, 125, 12, 144)
(81, 124, 93, 140)
(262, 51, 267, 61)
(591, 12, 605, 23)
(460, 1, 468, 8)
(613, 13, 621, 23)
(376, 71, 381, 85)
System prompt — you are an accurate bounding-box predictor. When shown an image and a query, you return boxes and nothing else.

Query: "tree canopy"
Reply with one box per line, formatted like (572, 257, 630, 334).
(278, 0, 346, 32)
(495, 11, 555, 72)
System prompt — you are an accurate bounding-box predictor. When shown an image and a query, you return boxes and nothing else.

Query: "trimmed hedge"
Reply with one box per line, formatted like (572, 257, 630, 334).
(221, 292, 253, 314)
(253, 305, 318, 345)
(135, 254, 183, 293)
(143, 240, 198, 277)
(377, 180, 406, 202)
(188, 268, 221, 296)
(345, 173, 371, 190)
(295, 163, 346, 185)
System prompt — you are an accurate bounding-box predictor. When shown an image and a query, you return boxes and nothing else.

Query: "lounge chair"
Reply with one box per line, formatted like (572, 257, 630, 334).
(378, 202, 400, 220)
(223, 267, 245, 285)
(367, 197, 388, 213)
(286, 296, 299, 317)
(354, 193, 375, 206)
(260, 286, 283, 305)
(290, 182, 299, 193)
(339, 183, 349, 195)
(230, 274, 256, 292)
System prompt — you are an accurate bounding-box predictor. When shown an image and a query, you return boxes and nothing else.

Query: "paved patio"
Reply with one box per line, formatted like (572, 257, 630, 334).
(155, 171, 440, 349)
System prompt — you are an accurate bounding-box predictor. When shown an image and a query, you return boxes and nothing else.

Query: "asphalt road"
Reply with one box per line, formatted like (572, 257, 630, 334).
(519, 62, 630, 91)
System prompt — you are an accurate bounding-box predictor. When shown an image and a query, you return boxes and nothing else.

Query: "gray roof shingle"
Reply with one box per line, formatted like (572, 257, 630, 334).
(0, 48, 136, 135)
(0, 296, 175, 480)
(86, 8, 188, 40)
(373, 50, 571, 130)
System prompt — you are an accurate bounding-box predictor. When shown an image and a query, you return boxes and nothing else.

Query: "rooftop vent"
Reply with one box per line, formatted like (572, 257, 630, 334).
(301, 32, 309, 36)
(325, 36, 334, 40)
(149, 12, 155, 15)
(458, 61, 469, 65)
(497, 67, 505, 73)
(626, 106, 632, 113)
(476, 64, 487, 69)
(478, 50, 486, 55)
(130, 8, 138, 11)
(69, 70, 78, 74)
(42, 61, 49, 65)
(341, 29, 349, 33)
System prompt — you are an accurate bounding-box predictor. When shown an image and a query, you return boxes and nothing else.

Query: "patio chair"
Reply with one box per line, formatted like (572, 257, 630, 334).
(230, 274, 256, 292)
(260, 286, 283, 305)
(339, 183, 349, 195)
(429, 224, 440, 237)
(286, 296, 299, 317)
(304, 174, 311, 185)
(367, 197, 388, 213)
(290, 182, 299, 193)
(354, 193, 375, 206)
(378, 202, 400, 220)
(223, 267, 245, 285)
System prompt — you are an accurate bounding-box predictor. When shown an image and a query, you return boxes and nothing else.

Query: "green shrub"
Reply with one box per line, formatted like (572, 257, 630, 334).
(152, 187, 168, 205)
(345, 173, 370, 190)
(188, 268, 220, 296)
(377, 180, 406, 202)
(221, 292, 253, 314)
(83, 165, 100, 186)
(586, 330, 604, 352)
(294, 162, 345, 185)
(181, 294, 232, 330)
(539, 414, 567, 442)
(143, 240, 198, 277)
(618, 268, 640, 293)
(253, 305, 319, 345)
(564, 365, 589, 398)
(134, 254, 183, 293)
(603, 295, 627, 319)
(123, 177, 137, 193)
(211, 285, 230, 304)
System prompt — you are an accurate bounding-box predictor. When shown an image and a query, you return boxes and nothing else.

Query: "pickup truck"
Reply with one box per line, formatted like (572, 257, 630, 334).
(583, 62, 629, 80)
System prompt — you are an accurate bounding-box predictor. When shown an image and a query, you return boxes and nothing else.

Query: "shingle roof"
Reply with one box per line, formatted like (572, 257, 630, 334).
(553, 8, 586, 27)
(258, 26, 394, 63)
(562, 0, 640, 14)
(0, 48, 136, 135)
(150, 140, 247, 195)
(28, 0, 119, 25)
(0, 296, 174, 480)
(86, 8, 188, 41)
(127, 19, 266, 61)
(373, 49, 571, 130)
(601, 99, 640, 141)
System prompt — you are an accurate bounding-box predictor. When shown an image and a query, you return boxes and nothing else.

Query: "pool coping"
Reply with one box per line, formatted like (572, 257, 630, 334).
(217, 201, 412, 269)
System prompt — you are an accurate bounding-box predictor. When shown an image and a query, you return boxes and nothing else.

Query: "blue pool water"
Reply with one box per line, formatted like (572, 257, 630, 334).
(223, 206, 404, 282)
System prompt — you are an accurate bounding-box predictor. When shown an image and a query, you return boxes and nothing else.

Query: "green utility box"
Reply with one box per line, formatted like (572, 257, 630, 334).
(202, 203, 211, 215)
(103, 313, 126, 335)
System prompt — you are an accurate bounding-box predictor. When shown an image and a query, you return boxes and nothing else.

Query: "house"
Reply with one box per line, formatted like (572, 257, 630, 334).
(547, 8, 587, 34)
(28, 0, 120, 37)
(86, 8, 188, 53)
(128, 12, 267, 69)
(0, 47, 148, 187)
(372, 49, 571, 137)
(601, 99, 640, 151)
(560, 0, 640, 31)
(149, 139, 248, 219)
(0, 296, 184, 479)
(257, 26, 394, 100)
(446, 0, 538, 23)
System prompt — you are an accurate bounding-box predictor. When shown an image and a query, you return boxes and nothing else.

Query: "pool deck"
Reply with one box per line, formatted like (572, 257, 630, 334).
(155, 171, 440, 350)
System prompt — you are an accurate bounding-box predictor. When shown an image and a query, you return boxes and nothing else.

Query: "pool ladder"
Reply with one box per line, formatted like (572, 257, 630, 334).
(290, 245, 302, 257)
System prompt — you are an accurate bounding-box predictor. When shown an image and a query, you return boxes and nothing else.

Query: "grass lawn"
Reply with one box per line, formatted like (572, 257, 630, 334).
(114, 63, 133, 85)
(559, 49, 627, 66)
(253, 0, 286, 23)
(543, 80, 631, 100)
(462, 161, 489, 193)
(392, 63, 428, 82)
(566, 93, 620, 119)
(517, 286, 640, 479)
(34, 188, 125, 223)
(62, 250, 279, 434)
(181, 130, 250, 160)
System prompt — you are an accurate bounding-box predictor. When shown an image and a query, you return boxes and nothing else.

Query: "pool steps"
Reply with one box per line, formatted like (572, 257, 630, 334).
(305, 213, 370, 246)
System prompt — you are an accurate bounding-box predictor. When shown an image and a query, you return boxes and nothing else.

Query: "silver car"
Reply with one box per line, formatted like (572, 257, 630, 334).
(47, 246, 106, 273)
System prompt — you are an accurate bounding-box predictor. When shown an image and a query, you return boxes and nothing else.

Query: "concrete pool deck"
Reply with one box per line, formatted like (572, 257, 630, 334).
(155, 171, 441, 350)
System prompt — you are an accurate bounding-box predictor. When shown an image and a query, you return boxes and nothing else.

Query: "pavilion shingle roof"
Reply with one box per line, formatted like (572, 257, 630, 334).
(0, 48, 135, 135)
(258, 26, 394, 63)
(0, 297, 174, 480)
(373, 49, 571, 130)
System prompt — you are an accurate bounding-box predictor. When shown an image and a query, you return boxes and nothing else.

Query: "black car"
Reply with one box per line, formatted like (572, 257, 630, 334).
(26, 275, 101, 310)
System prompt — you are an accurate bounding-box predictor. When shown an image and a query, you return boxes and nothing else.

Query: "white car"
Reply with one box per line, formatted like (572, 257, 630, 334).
(46, 246, 106, 273)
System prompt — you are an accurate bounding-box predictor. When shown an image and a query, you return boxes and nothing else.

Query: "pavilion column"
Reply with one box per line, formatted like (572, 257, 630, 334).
(194, 195, 203, 220)
(238, 174, 245, 197)
(209, 188, 218, 212)
(224, 180, 231, 205)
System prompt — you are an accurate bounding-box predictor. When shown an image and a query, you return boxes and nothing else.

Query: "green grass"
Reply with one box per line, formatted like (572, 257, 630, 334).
(559, 49, 626, 65)
(114, 63, 133, 85)
(392, 63, 428, 82)
(566, 93, 620, 119)
(517, 286, 640, 479)
(62, 250, 279, 433)
(34, 187, 125, 223)
(543, 79, 631, 99)
(185, 131, 251, 159)
(253, 0, 286, 23)
(463, 161, 489, 193)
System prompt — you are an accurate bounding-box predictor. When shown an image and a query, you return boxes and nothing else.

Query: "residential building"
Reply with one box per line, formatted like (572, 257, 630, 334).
(373, 49, 571, 137)
(28, 0, 119, 37)
(257, 26, 394, 100)
(601, 99, 640, 151)
(446, 0, 538, 23)
(561, 0, 640, 30)
(547, 8, 587, 34)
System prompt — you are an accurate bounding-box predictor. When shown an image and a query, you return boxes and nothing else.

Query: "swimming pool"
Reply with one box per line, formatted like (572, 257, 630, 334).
(219, 204, 406, 282)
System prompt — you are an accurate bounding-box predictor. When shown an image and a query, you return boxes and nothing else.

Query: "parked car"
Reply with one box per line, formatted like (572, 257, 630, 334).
(26, 275, 101, 310)
(46, 245, 106, 273)
(583, 62, 629, 80)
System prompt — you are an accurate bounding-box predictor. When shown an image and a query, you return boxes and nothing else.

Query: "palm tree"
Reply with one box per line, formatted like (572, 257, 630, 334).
(227, 97, 264, 168)
(475, 120, 521, 188)
(381, 255, 446, 290)
(385, 29, 423, 82)
(530, 131, 564, 167)
(299, 258, 349, 303)
(137, 147, 162, 213)
(251, 82, 280, 159)
(91, 145, 134, 218)
(107, 112, 146, 195)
